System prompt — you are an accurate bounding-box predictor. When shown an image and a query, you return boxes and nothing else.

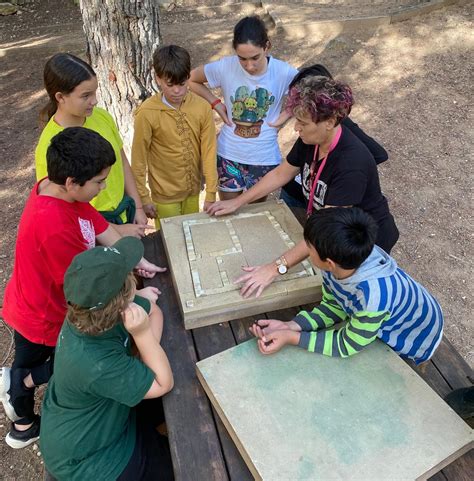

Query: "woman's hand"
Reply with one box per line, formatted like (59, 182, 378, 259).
(267, 110, 292, 128)
(135, 258, 167, 278)
(235, 263, 278, 298)
(203, 200, 215, 212)
(214, 102, 232, 127)
(205, 198, 241, 216)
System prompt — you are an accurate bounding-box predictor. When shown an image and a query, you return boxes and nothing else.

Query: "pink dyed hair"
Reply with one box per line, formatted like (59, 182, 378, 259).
(286, 76, 353, 125)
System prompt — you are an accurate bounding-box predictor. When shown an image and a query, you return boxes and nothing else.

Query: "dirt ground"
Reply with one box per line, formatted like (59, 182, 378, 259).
(0, 1, 472, 478)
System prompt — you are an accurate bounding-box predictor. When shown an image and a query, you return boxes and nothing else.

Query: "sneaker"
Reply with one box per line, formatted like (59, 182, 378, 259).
(5, 416, 40, 449)
(0, 367, 20, 422)
(445, 387, 474, 419)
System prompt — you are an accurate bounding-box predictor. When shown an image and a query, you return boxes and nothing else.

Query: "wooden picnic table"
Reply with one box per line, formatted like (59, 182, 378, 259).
(142, 211, 473, 481)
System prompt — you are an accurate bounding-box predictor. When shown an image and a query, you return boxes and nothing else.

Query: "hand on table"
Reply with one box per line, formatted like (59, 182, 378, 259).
(114, 222, 152, 239)
(203, 200, 214, 212)
(205, 198, 241, 216)
(249, 319, 300, 338)
(135, 258, 167, 278)
(256, 329, 299, 355)
(234, 263, 278, 298)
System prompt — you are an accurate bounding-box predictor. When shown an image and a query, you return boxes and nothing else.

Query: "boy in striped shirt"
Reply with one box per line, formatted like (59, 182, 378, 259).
(250, 207, 443, 364)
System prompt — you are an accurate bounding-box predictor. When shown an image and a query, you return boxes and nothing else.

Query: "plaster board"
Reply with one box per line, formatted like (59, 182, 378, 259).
(160, 200, 322, 329)
(196, 339, 474, 481)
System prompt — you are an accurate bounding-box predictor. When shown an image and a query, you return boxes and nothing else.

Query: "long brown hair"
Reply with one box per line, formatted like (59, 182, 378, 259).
(67, 273, 136, 336)
(40, 53, 96, 127)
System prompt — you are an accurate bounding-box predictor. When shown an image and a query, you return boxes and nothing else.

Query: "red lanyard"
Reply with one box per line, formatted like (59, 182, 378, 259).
(306, 126, 342, 216)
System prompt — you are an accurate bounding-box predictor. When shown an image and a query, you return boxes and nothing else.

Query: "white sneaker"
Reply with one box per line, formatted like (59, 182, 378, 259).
(0, 367, 20, 422)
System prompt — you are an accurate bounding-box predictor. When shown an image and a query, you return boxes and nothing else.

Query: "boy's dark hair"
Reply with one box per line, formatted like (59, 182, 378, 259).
(232, 15, 269, 49)
(289, 64, 333, 89)
(304, 207, 378, 269)
(41, 53, 96, 126)
(153, 45, 191, 84)
(47, 127, 116, 186)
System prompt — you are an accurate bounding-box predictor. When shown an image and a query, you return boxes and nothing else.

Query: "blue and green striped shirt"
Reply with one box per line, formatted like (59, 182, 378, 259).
(293, 247, 443, 364)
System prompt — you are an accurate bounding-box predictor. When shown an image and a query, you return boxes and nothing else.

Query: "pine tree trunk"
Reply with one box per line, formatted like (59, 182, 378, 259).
(79, 0, 161, 151)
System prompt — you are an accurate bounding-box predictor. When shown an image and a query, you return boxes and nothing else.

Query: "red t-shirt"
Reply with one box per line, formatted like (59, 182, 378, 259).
(2, 180, 109, 346)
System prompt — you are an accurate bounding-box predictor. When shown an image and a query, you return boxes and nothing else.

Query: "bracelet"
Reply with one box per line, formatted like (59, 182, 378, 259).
(136, 206, 144, 210)
(210, 99, 221, 110)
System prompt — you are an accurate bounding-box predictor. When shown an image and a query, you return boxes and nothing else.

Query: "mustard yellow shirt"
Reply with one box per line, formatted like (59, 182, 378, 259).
(35, 107, 125, 213)
(131, 92, 217, 204)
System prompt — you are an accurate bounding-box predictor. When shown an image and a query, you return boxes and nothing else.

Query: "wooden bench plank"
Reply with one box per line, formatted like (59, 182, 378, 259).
(230, 316, 258, 344)
(142, 234, 228, 481)
(428, 470, 448, 481)
(193, 323, 253, 481)
(440, 448, 474, 481)
(430, 337, 474, 390)
(405, 359, 453, 399)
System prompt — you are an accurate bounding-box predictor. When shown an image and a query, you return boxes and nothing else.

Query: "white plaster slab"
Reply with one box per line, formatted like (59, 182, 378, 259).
(160, 201, 322, 329)
(197, 339, 473, 481)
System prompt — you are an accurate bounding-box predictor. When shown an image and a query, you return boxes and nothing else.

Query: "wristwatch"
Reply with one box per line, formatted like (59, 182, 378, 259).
(275, 256, 288, 275)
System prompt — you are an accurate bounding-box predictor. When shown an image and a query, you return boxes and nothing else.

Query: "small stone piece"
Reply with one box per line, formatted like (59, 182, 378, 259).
(0, 3, 18, 15)
(326, 37, 349, 52)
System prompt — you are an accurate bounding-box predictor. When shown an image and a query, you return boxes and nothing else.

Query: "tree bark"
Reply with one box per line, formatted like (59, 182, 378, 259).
(79, 0, 161, 151)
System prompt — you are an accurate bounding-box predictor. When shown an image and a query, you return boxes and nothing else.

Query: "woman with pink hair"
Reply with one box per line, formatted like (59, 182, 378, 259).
(207, 76, 398, 298)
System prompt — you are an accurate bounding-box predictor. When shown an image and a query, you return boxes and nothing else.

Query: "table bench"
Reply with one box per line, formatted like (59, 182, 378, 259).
(142, 230, 473, 481)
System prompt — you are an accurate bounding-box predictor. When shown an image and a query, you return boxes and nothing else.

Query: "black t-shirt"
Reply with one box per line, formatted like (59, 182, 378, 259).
(286, 125, 390, 223)
(282, 117, 388, 202)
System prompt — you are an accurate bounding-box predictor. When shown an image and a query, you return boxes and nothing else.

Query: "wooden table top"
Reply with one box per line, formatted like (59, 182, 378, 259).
(142, 231, 473, 481)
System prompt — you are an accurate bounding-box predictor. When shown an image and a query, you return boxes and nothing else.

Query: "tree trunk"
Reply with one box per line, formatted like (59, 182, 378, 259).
(79, 0, 161, 151)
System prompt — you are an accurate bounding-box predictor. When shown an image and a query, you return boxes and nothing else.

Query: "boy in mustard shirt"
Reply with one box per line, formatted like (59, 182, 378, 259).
(131, 45, 218, 228)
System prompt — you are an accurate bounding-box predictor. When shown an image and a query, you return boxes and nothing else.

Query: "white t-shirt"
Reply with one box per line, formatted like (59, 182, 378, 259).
(205, 55, 297, 166)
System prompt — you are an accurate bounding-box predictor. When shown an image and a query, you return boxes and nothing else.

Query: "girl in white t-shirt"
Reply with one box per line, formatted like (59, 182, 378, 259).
(189, 15, 297, 202)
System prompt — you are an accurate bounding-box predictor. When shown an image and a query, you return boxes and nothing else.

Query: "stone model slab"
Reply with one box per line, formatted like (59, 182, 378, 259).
(160, 200, 322, 329)
(196, 339, 474, 481)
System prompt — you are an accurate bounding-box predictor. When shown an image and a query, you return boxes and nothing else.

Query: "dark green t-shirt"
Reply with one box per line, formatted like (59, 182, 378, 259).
(40, 296, 154, 481)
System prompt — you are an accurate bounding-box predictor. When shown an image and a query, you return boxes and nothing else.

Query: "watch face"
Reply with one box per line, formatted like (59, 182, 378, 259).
(278, 264, 288, 274)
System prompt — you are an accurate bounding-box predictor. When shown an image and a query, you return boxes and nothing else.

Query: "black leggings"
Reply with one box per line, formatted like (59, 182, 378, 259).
(11, 331, 55, 424)
(117, 398, 174, 481)
(376, 213, 399, 254)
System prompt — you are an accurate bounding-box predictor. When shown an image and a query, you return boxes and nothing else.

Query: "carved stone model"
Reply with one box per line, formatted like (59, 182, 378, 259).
(161, 200, 322, 329)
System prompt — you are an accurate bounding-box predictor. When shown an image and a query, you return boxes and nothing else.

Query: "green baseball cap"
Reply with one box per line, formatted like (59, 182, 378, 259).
(64, 237, 144, 310)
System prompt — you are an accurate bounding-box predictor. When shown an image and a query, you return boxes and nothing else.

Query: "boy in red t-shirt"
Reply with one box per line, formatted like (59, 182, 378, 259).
(0, 127, 164, 449)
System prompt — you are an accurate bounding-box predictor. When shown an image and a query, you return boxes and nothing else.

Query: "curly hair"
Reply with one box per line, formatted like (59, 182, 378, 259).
(67, 273, 136, 336)
(286, 76, 353, 125)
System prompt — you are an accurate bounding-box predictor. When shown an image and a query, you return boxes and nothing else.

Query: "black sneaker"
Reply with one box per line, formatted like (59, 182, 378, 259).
(0, 367, 20, 422)
(5, 416, 40, 449)
(445, 387, 474, 419)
